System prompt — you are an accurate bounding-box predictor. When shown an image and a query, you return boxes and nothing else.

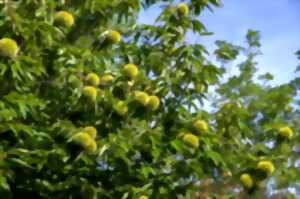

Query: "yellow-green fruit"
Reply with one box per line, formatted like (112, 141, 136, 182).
(139, 196, 148, 199)
(195, 84, 205, 93)
(183, 133, 199, 148)
(86, 139, 97, 153)
(0, 38, 18, 58)
(82, 86, 97, 101)
(73, 132, 97, 153)
(257, 161, 275, 175)
(73, 132, 93, 146)
(123, 64, 139, 79)
(86, 73, 100, 86)
(177, 3, 189, 16)
(147, 95, 160, 111)
(107, 30, 121, 44)
(114, 100, 128, 116)
(240, 173, 253, 189)
(83, 126, 97, 139)
(101, 74, 114, 85)
(278, 126, 293, 139)
(193, 120, 208, 133)
(55, 11, 74, 27)
(134, 91, 150, 106)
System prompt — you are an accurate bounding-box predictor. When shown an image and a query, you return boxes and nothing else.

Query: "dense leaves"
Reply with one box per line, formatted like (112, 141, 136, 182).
(0, 0, 298, 198)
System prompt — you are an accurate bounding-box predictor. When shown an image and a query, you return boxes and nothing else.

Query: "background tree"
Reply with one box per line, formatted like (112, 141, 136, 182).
(0, 0, 298, 198)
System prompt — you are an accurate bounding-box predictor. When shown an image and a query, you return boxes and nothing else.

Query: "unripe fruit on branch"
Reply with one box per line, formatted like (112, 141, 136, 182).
(176, 3, 189, 16)
(147, 95, 160, 111)
(114, 100, 128, 116)
(85, 139, 97, 153)
(134, 91, 150, 106)
(278, 126, 293, 140)
(101, 74, 114, 85)
(72, 132, 97, 153)
(73, 132, 92, 146)
(55, 11, 74, 27)
(240, 173, 253, 189)
(82, 86, 97, 101)
(193, 120, 208, 134)
(83, 126, 97, 139)
(257, 161, 275, 175)
(86, 73, 100, 86)
(139, 196, 148, 199)
(123, 64, 139, 79)
(0, 38, 18, 58)
(195, 84, 205, 93)
(107, 30, 121, 44)
(183, 133, 199, 148)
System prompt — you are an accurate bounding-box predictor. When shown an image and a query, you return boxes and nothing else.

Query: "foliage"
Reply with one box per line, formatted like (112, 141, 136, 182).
(0, 0, 299, 198)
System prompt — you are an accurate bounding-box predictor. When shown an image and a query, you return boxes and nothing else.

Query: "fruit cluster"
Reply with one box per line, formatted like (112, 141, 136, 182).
(180, 120, 209, 148)
(240, 160, 275, 190)
(72, 126, 98, 153)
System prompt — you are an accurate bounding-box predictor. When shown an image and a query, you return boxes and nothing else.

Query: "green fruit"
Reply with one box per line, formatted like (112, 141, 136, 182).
(193, 120, 208, 133)
(73, 132, 92, 145)
(55, 11, 74, 27)
(101, 74, 114, 85)
(83, 126, 97, 139)
(107, 30, 121, 44)
(240, 173, 253, 189)
(147, 95, 160, 111)
(195, 84, 205, 93)
(257, 161, 275, 175)
(82, 86, 97, 101)
(278, 126, 293, 139)
(139, 196, 148, 199)
(183, 133, 199, 148)
(123, 63, 139, 79)
(73, 132, 97, 153)
(86, 73, 100, 86)
(134, 91, 150, 106)
(85, 139, 97, 153)
(0, 38, 18, 58)
(114, 100, 128, 116)
(177, 3, 189, 16)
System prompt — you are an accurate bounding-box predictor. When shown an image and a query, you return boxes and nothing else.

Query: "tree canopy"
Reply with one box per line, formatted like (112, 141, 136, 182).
(0, 0, 299, 198)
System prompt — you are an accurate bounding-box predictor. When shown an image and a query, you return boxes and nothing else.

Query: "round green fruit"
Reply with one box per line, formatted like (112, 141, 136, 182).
(193, 120, 208, 133)
(183, 133, 199, 148)
(123, 63, 139, 79)
(257, 161, 275, 175)
(177, 3, 189, 16)
(86, 73, 100, 86)
(82, 86, 97, 101)
(83, 126, 97, 139)
(278, 126, 293, 139)
(85, 139, 97, 153)
(240, 173, 253, 189)
(195, 84, 205, 93)
(0, 38, 18, 58)
(114, 100, 128, 116)
(134, 91, 150, 106)
(55, 11, 74, 27)
(101, 74, 114, 85)
(107, 30, 121, 44)
(139, 196, 148, 199)
(147, 95, 160, 111)
(73, 132, 92, 146)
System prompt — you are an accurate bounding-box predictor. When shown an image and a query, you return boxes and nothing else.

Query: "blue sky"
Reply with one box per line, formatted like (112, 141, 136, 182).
(138, 0, 300, 84)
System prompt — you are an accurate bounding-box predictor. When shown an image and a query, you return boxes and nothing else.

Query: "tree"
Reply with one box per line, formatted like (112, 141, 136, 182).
(0, 0, 298, 198)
